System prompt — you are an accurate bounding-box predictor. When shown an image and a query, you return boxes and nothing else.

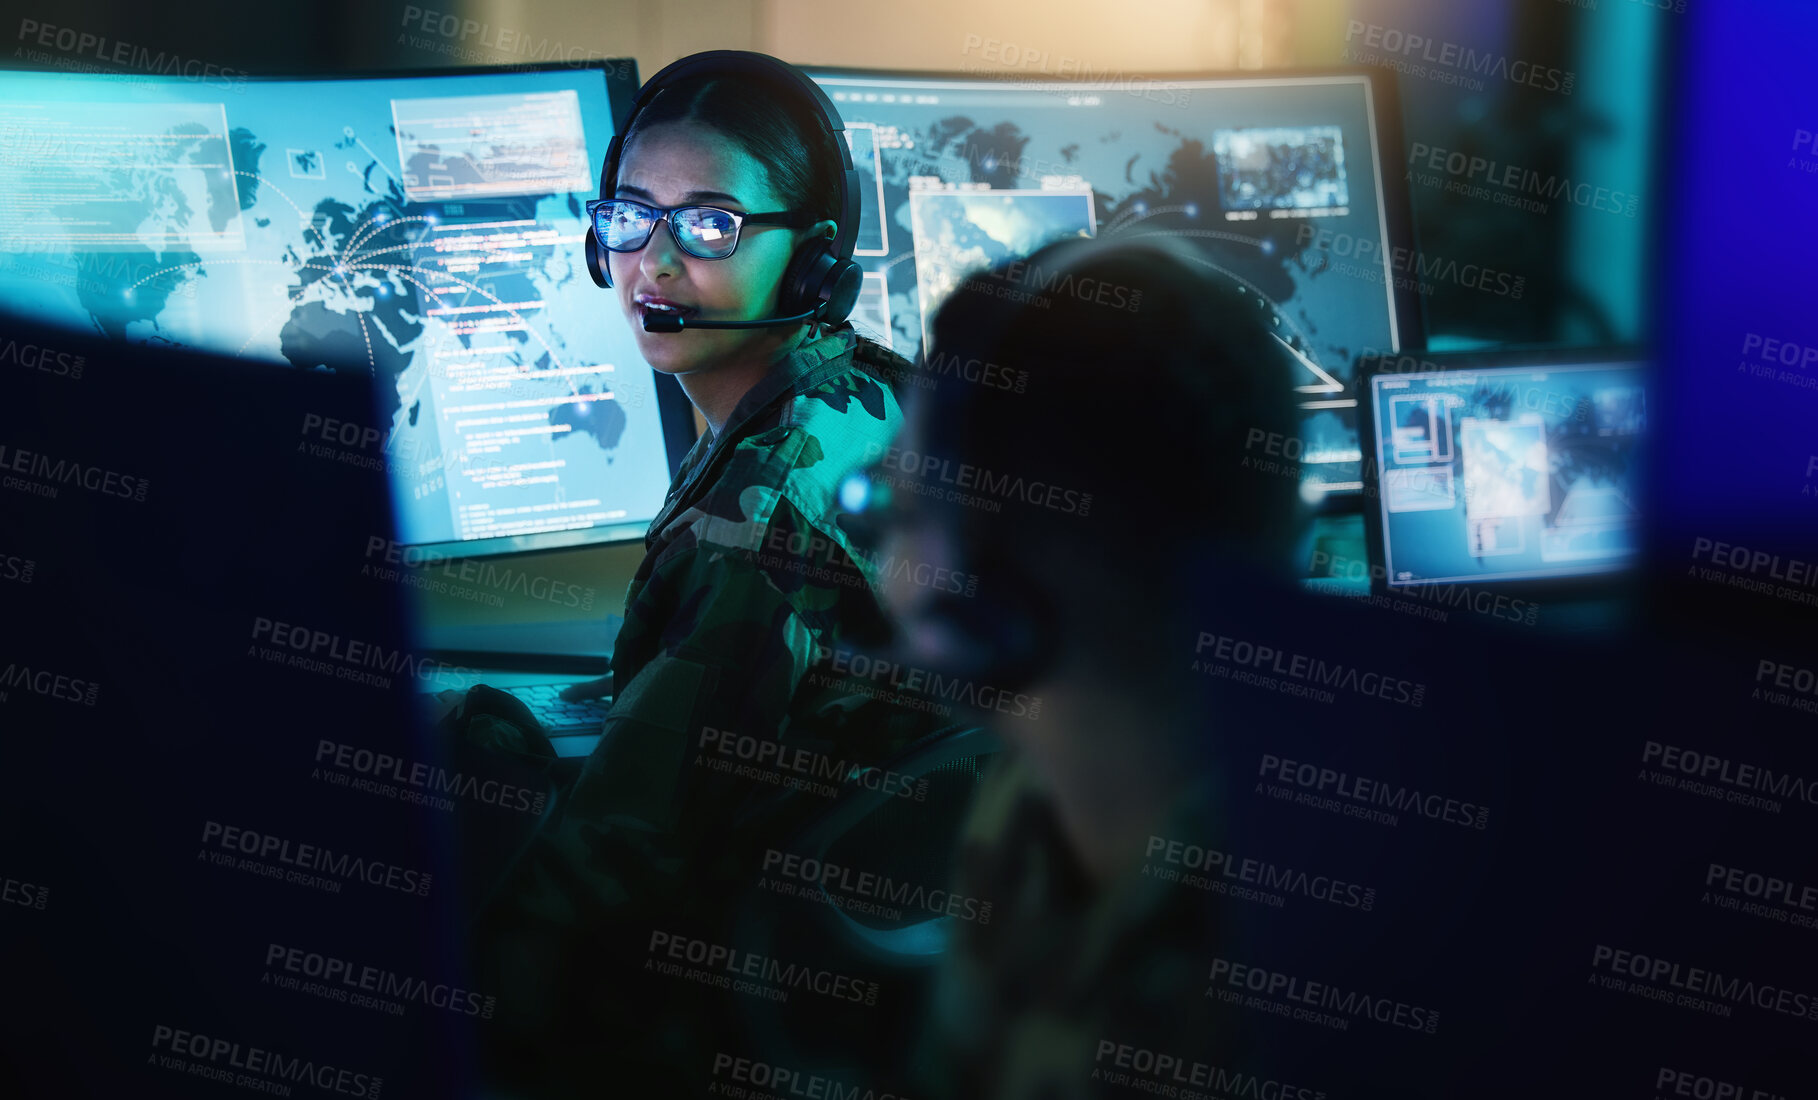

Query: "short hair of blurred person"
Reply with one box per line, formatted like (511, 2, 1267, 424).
(922, 235, 1309, 567)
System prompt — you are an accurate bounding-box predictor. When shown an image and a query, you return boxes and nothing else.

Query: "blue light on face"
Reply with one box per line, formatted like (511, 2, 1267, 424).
(838, 471, 871, 513)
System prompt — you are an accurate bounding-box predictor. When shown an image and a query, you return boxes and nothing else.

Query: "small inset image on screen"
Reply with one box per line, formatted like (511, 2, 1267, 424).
(1213, 125, 1350, 219)
(391, 90, 594, 201)
(849, 271, 893, 349)
(843, 123, 890, 256)
(1459, 415, 1551, 522)
(907, 187, 1094, 352)
(1388, 393, 1455, 464)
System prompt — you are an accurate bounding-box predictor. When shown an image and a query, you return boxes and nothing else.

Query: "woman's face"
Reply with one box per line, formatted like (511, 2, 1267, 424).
(609, 121, 819, 376)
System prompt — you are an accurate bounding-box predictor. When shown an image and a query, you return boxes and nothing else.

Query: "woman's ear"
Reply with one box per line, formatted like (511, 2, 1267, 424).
(808, 218, 837, 245)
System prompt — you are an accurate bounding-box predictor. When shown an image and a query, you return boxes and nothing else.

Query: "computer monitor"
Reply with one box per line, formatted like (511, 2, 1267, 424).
(1361, 348, 1648, 591)
(798, 64, 1423, 502)
(0, 60, 696, 559)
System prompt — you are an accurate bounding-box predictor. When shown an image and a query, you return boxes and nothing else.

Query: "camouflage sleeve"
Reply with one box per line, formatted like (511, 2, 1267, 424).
(469, 496, 875, 1088)
(565, 528, 838, 827)
(503, 500, 837, 848)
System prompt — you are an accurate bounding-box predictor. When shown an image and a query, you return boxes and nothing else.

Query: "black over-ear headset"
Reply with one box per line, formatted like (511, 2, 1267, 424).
(585, 50, 864, 333)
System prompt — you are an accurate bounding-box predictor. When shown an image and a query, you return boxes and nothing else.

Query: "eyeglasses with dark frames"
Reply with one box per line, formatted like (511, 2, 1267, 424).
(585, 198, 815, 260)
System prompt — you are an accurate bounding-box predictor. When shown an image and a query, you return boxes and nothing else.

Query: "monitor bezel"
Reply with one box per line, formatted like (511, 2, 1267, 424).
(791, 61, 1428, 517)
(0, 57, 641, 121)
(1357, 344, 1650, 603)
(0, 57, 703, 560)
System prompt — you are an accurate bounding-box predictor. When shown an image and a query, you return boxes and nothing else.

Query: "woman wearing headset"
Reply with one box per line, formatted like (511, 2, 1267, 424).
(460, 52, 934, 1097)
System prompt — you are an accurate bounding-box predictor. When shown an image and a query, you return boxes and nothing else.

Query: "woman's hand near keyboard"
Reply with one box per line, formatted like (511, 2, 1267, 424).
(558, 676, 613, 702)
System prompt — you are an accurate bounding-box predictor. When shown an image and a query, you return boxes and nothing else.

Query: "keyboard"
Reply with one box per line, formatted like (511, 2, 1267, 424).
(497, 682, 613, 737)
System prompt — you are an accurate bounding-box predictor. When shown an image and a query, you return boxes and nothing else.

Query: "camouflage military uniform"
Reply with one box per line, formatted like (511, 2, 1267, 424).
(469, 326, 941, 1096)
(926, 749, 1250, 1100)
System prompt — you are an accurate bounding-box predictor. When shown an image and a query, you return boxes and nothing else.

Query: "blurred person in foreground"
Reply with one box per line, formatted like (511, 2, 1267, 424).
(845, 233, 1319, 1099)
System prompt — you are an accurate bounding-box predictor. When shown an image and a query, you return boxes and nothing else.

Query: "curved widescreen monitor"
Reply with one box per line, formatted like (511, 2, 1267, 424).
(0, 59, 698, 560)
(797, 64, 1424, 502)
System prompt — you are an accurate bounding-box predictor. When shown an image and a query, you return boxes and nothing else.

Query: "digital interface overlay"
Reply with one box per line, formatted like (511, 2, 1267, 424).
(1369, 361, 1647, 586)
(808, 70, 1406, 496)
(0, 66, 669, 555)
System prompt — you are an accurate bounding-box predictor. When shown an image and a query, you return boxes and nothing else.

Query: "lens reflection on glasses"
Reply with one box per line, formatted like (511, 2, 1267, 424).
(597, 201, 742, 259)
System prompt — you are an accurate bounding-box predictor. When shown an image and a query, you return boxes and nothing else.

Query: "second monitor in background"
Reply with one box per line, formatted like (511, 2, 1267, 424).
(1361, 348, 1648, 597)
(800, 63, 1424, 503)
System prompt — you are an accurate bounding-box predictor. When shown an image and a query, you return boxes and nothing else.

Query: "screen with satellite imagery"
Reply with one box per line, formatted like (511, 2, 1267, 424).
(805, 68, 1414, 498)
(1369, 358, 1647, 587)
(0, 63, 672, 558)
